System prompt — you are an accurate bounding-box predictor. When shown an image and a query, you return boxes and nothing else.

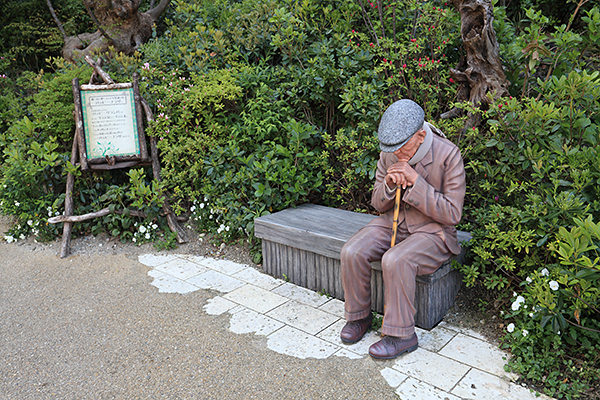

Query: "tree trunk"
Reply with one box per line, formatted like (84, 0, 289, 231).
(444, 0, 509, 128)
(63, 0, 170, 62)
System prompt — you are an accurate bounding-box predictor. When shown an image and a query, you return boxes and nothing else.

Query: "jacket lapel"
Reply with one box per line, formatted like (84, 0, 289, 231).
(415, 142, 433, 180)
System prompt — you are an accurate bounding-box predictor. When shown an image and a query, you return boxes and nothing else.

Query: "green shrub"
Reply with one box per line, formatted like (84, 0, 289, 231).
(0, 116, 64, 242)
(350, 0, 460, 118)
(141, 65, 242, 210)
(459, 5, 600, 396)
(501, 216, 600, 399)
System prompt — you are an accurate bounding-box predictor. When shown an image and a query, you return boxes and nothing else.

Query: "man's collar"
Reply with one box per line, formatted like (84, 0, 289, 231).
(408, 122, 433, 166)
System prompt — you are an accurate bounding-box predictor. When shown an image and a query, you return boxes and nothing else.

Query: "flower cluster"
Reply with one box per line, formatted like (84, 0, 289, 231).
(1, 198, 62, 243)
(502, 265, 569, 347)
(132, 222, 160, 244)
(189, 197, 238, 242)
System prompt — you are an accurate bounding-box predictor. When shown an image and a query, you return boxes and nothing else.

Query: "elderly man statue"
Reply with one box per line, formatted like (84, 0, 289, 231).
(340, 99, 466, 359)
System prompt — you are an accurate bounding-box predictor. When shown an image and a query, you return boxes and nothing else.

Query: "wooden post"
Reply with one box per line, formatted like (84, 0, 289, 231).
(60, 131, 79, 258)
(132, 73, 150, 162)
(72, 78, 89, 171)
(141, 98, 188, 244)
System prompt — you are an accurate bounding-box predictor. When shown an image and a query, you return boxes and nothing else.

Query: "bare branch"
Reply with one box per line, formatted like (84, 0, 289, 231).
(146, 0, 171, 21)
(82, 0, 115, 44)
(84, 55, 115, 84)
(46, 0, 67, 41)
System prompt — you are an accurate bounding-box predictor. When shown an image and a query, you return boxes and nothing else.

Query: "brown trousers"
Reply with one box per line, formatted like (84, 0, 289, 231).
(341, 220, 451, 337)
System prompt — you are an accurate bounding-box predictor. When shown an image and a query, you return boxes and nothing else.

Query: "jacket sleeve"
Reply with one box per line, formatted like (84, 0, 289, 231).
(371, 152, 396, 213)
(403, 146, 465, 226)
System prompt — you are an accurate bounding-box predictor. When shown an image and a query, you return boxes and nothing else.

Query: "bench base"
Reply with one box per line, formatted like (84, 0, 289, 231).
(256, 204, 468, 330)
(262, 240, 462, 330)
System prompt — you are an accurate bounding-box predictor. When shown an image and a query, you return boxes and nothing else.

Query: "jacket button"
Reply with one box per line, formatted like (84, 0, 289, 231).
(414, 201, 420, 206)
(408, 198, 414, 203)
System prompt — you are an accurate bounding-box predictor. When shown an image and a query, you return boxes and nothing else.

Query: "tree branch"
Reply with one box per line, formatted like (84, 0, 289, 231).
(146, 0, 171, 21)
(82, 0, 115, 44)
(46, 0, 67, 42)
(357, 0, 379, 45)
(565, 317, 600, 334)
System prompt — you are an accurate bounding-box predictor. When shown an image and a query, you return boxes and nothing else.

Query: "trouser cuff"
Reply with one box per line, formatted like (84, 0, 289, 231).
(381, 323, 415, 338)
(344, 307, 371, 322)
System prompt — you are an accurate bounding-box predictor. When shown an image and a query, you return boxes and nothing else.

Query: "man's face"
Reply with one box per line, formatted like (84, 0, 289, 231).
(392, 129, 426, 162)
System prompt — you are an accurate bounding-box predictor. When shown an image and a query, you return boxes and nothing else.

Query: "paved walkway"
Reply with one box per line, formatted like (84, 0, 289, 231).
(140, 253, 551, 400)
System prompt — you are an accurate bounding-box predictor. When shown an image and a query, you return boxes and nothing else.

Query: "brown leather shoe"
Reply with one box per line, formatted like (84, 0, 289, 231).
(369, 333, 418, 359)
(340, 314, 373, 344)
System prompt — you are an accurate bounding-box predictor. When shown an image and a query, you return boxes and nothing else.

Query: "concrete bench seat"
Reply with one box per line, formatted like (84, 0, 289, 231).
(254, 204, 470, 330)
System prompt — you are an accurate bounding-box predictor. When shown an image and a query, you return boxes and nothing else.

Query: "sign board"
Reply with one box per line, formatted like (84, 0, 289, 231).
(80, 87, 140, 159)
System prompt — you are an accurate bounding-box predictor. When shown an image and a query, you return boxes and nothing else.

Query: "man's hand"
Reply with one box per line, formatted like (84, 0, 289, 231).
(385, 162, 419, 190)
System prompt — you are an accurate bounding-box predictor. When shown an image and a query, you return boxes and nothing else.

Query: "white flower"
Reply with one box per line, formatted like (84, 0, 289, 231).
(511, 295, 525, 311)
(541, 268, 549, 276)
(549, 281, 559, 291)
(526, 277, 532, 284)
(27, 220, 33, 226)
(507, 323, 515, 333)
(19, 234, 25, 240)
(204, 196, 208, 202)
(4, 235, 14, 243)
(513, 292, 517, 297)
(152, 224, 158, 230)
(132, 237, 136, 242)
(14, 201, 20, 207)
(139, 225, 147, 233)
(190, 206, 196, 212)
(199, 203, 205, 209)
(522, 329, 529, 337)
(145, 233, 151, 240)
(529, 313, 534, 318)
(225, 226, 230, 232)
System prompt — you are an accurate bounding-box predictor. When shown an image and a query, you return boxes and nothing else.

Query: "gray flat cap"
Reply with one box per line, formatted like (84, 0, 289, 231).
(377, 99, 425, 152)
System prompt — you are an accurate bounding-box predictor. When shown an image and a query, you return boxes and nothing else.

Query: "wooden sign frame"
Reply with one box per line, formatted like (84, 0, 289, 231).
(49, 56, 187, 258)
(72, 75, 150, 170)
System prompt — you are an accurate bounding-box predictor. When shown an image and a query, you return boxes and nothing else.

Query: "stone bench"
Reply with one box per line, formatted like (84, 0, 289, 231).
(254, 204, 471, 330)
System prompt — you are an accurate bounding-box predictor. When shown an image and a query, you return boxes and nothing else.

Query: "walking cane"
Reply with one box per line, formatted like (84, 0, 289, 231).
(391, 186, 402, 247)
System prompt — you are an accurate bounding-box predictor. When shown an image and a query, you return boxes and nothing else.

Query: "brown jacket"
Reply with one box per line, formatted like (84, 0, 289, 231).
(369, 131, 466, 254)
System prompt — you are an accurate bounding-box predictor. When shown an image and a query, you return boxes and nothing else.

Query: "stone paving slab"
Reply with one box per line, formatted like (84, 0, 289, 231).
(139, 254, 554, 400)
(265, 300, 339, 335)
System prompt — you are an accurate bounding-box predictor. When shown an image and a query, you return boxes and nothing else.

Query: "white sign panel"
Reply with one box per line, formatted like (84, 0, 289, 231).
(81, 88, 140, 159)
